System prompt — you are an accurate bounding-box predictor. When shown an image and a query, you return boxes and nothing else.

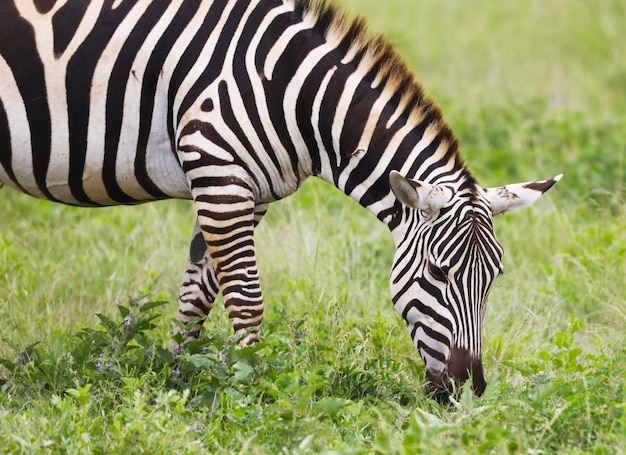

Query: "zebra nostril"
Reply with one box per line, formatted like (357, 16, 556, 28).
(424, 348, 487, 401)
(425, 367, 452, 402)
(447, 346, 487, 397)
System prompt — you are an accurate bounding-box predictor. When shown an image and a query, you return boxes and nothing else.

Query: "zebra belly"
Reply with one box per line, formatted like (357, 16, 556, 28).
(0, 139, 191, 207)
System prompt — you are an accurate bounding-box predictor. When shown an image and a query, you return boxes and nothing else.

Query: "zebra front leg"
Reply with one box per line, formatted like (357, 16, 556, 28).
(170, 203, 269, 350)
(193, 183, 265, 346)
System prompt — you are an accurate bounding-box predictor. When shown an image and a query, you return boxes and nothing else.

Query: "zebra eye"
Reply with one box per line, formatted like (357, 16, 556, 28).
(419, 210, 432, 220)
(428, 262, 449, 282)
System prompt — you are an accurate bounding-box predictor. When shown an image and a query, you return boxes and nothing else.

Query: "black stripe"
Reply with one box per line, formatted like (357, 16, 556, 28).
(232, 3, 288, 181)
(65, 0, 136, 204)
(197, 209, 252, 223)
(228, 308, 263, 320)
(201, 220, 254, 236)
(294, 54, 340, 176)
(217, 260, 257, 275)
(195, 193, 251, 204)
(0, 97, 24, 192)
(417, 341, 447, 364)
(34, 0, 56, 14)
(316, 66, 342, 178)
(0, 3, 55, 200)
(189, 175, 252, 192)
(102, 0, 170, 203)
(167, 0, 228, 149)
(52, 0, 90, 57)
(176, 0, 248, 125)
(217, 81, 281, 199)
(205, 230, 254, 248)
(135, 0, 199, 197)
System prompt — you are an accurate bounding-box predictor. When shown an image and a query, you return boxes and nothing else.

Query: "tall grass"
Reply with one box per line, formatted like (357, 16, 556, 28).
(1, 0, 625, 452)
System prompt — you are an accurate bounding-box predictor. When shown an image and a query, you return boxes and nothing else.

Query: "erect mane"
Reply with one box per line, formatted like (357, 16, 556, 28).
(291, 0, 477, 190)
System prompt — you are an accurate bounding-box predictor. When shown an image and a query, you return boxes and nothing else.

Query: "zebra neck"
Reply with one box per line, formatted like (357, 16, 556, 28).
(272, 2, 471, 231)
(310, 66, 470, 232)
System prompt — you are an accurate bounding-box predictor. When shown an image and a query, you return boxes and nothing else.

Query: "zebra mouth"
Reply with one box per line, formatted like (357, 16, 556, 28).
(425, 347, 486, 401)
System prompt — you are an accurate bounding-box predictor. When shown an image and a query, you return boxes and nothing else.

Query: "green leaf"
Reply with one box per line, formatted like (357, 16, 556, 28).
(232, 360, 255, 384)
(530, 381, 561, 404)
(96, 314, 119, 335)
(310, 397, 350, 416)
(0, 358, 16, 373)
(502, 360, 538, 376)
(117, 305, 130, 318)
(70, 339, 93, 364)
(139, 300, 169, 313)
(187, 354, 219, 370)
(155, 346, 175, 364)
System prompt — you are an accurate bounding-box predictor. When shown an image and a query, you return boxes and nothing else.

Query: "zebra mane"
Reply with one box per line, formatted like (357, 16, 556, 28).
(292, 0, 478, 192)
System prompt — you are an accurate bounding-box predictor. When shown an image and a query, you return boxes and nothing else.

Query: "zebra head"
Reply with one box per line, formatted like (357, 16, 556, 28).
(388, 171, 561, 400)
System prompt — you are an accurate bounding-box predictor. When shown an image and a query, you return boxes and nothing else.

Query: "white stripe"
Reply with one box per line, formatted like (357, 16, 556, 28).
(263, 10, 317, 81)
(76, 2, 153, 203)
(336, 80, 397, 190)
(14, 0, 106, 203)
(117, 0, 187, 200)
(330, 69, 361, 166)
(346, 118, 435, 203)
(216, 1, 287, 194)
(174, 0, 239, 128)
(311, 66, 338, 178)
(245, 3, 306, 194)
(0, 56, 42, 197)
(281, 41, 337, 178)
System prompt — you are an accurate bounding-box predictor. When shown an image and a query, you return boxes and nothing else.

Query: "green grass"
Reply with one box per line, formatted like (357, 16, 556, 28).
(1, 0, 625, 453)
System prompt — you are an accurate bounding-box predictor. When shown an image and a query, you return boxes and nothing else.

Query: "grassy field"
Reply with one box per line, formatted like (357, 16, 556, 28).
(1, 0, 625, 453)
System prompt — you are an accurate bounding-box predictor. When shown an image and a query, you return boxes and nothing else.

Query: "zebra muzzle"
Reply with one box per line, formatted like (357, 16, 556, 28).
(425, 347, 486, 401)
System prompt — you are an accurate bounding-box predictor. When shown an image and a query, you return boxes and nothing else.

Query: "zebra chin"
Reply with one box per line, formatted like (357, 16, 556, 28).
(425, 346, 486, 402)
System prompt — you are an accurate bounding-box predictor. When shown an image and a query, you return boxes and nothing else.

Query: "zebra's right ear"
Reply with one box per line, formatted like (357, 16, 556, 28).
(389, 171, 450, 213)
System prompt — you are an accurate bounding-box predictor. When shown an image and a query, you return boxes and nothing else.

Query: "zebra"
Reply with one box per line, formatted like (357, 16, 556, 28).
(0, 0, 560, 399)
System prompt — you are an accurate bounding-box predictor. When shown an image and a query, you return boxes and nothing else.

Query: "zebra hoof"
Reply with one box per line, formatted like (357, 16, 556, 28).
(237, 331, 260, 347)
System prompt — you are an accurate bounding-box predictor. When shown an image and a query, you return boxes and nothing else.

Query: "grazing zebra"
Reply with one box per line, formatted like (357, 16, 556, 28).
(0, 0, 560, 399)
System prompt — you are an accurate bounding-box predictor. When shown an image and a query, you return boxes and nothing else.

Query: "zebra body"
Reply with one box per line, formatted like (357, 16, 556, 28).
(0, 0, 560, 398)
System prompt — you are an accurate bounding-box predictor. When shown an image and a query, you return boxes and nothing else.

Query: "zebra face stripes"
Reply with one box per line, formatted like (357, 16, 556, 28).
(0, 0, 561, 400)
(389, 172, 560, 397)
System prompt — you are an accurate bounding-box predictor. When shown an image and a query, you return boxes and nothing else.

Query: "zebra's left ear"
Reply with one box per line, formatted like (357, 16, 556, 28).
(389, 171, 452, 213)
(485, 174, 563, 215)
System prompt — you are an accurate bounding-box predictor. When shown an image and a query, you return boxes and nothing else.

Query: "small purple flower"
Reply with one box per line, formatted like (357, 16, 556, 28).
(123, 316, 132, 330)
(219, 351, 226, 364)
(172, 342, 184, 356)
(174, 368, 181, 377)
(95, 361, 103, 371)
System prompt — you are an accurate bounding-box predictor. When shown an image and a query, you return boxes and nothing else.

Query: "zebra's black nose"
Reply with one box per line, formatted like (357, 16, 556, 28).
(425, 368, 451, 402)
(425, 347, 486, 401)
